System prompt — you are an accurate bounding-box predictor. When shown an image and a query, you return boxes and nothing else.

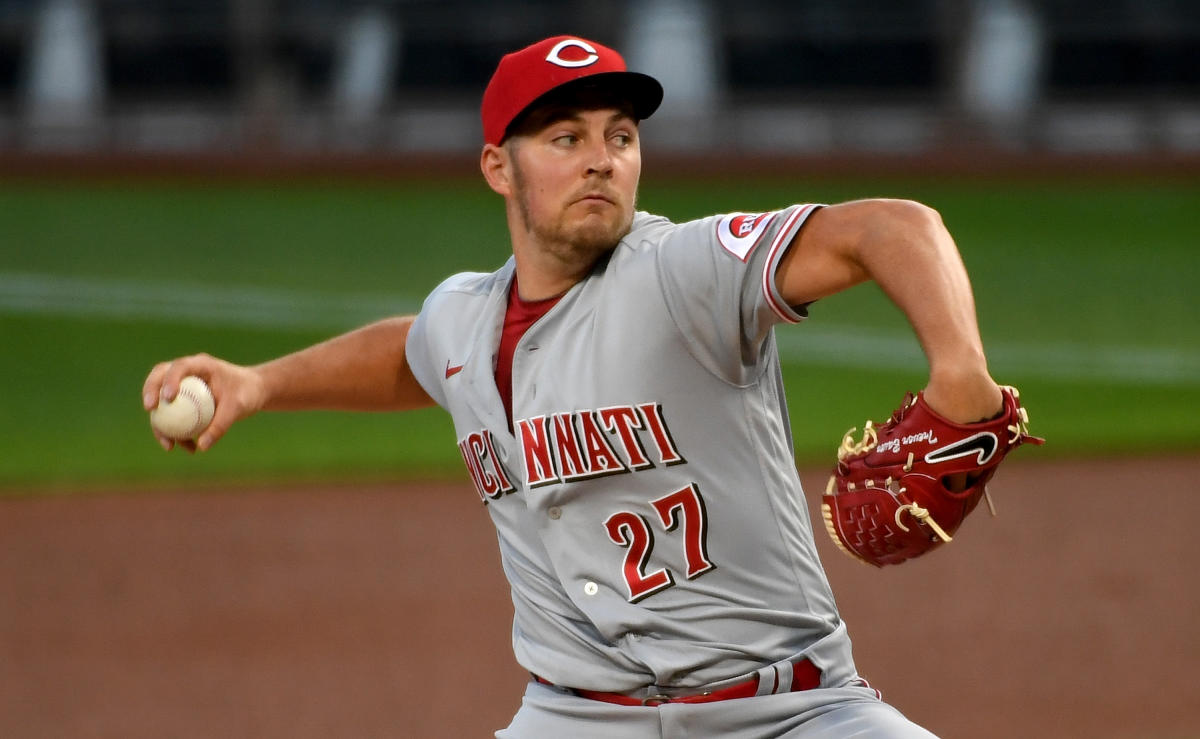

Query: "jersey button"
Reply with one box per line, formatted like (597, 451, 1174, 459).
(584, 582, 599, 596)
(547, 506, 562, 520)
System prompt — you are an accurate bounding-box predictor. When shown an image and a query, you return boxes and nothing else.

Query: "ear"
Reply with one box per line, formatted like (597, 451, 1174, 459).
(480, 143, 514, 196)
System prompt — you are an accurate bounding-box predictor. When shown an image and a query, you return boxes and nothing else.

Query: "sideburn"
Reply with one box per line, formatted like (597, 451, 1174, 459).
(505, 142, 535, 233)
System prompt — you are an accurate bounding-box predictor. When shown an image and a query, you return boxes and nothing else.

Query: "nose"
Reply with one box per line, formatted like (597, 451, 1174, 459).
(584, 138, 614, 178)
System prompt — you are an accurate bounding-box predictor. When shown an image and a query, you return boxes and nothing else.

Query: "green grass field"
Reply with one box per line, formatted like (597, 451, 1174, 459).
(2, 173, 1197, 491)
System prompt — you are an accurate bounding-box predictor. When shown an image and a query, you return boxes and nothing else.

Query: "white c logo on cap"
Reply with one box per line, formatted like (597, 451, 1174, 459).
(545, 39, 600, 68)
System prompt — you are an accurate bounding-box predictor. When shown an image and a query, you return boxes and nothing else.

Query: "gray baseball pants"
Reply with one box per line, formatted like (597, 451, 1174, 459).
(496, 680, 938, 738)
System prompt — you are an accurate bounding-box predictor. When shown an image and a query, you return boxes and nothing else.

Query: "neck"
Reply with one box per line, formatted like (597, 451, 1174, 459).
(510, 249, 590, 301)
(507, 208, 610, 300)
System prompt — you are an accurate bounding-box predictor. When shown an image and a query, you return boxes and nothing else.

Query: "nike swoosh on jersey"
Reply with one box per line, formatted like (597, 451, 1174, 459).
(923, 432, 998, 465)
(445, 361, 465, 379)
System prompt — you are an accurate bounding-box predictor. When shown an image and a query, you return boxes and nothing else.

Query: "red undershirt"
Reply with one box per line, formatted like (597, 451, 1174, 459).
(496, 277, 563, 428)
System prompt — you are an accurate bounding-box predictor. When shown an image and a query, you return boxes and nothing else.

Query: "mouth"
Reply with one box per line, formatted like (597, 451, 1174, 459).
(574, 192, 616, 206)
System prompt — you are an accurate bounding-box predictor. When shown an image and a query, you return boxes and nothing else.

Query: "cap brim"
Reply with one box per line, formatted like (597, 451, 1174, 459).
(569, 71, 664, 122)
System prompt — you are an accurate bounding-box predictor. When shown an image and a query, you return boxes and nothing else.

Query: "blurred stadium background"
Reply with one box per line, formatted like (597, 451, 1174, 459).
(2, 0, 1199, 161)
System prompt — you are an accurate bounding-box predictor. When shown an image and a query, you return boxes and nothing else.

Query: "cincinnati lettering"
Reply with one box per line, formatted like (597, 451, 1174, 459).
(519, 402, 686, 488)
(458, 429, 516, 503)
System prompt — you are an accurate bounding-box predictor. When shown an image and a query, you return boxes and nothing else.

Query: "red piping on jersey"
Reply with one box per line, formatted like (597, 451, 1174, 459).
(762, 204, 817, 324)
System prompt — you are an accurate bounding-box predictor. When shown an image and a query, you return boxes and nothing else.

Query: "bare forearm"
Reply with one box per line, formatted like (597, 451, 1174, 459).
(781, 199, 1001, 421)
(852, 202, 986, 377)
(256, 315, 433, 412)
(143, 315, 432, 453)
(855, 202, 1001, 419)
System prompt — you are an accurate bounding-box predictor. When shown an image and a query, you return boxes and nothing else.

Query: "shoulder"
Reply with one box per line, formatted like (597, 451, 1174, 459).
(415, 262, 510, 342)
(612, 210, 726, 263)
(619, 206, 819, 264)
(408, 263, 510, 404)
(421, 262, 510, 308)
(617, 211, 676, 251)
(428, 268, 504, 299)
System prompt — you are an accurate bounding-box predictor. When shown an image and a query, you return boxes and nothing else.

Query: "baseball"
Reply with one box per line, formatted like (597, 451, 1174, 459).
(150, 376, 215, 441)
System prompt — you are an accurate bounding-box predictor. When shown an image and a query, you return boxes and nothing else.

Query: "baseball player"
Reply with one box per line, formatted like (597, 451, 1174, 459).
(143, 36, 1013, 737)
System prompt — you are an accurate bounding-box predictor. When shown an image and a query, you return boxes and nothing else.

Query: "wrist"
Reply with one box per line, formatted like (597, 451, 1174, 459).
(923, 365, 1001, 424)
(246, 363, 276, 412)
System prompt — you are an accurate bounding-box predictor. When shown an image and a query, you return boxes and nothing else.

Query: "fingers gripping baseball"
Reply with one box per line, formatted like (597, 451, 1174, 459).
(142, 353, 266, 452)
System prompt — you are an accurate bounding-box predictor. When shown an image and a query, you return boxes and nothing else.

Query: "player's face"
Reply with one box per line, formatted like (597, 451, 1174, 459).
(507, 107, 641, 264)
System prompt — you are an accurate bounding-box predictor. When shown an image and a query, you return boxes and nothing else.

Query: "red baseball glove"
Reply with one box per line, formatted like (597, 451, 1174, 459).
(821, 385, 1043, 567)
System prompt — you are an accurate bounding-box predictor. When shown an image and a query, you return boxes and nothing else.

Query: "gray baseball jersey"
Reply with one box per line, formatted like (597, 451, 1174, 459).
(406, 204, 860, 695)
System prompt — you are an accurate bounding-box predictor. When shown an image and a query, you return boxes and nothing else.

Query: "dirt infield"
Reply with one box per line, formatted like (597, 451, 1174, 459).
(2, 456, 1196, 738)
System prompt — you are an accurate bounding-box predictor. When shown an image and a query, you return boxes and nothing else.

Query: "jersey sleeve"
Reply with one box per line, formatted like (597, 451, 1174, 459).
(655, 203, 822, 385)
(404, 268, 503, 411)
(404, 296, 448, 410)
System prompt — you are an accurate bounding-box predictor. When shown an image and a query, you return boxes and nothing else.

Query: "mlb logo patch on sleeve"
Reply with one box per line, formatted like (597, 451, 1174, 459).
(716, 212, 776, 261)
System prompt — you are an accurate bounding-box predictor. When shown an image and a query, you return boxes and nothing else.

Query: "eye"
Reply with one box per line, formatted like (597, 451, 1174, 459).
(611, 131, 635, 148)
(552, 133, 579, 147)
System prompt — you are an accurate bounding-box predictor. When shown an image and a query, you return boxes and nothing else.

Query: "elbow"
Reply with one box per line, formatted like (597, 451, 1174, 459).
(857, 198, 950, 257)
(869, 198, 945, 236)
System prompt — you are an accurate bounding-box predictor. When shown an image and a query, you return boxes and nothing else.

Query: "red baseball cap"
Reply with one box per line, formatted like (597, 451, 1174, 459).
(481, 35, 663, 146)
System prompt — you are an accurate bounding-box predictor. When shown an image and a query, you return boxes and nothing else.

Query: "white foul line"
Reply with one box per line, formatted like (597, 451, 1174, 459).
(773, 327, 1200, 386)
(0, 272, 420, 331)
(2, 271, 1198, 385)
